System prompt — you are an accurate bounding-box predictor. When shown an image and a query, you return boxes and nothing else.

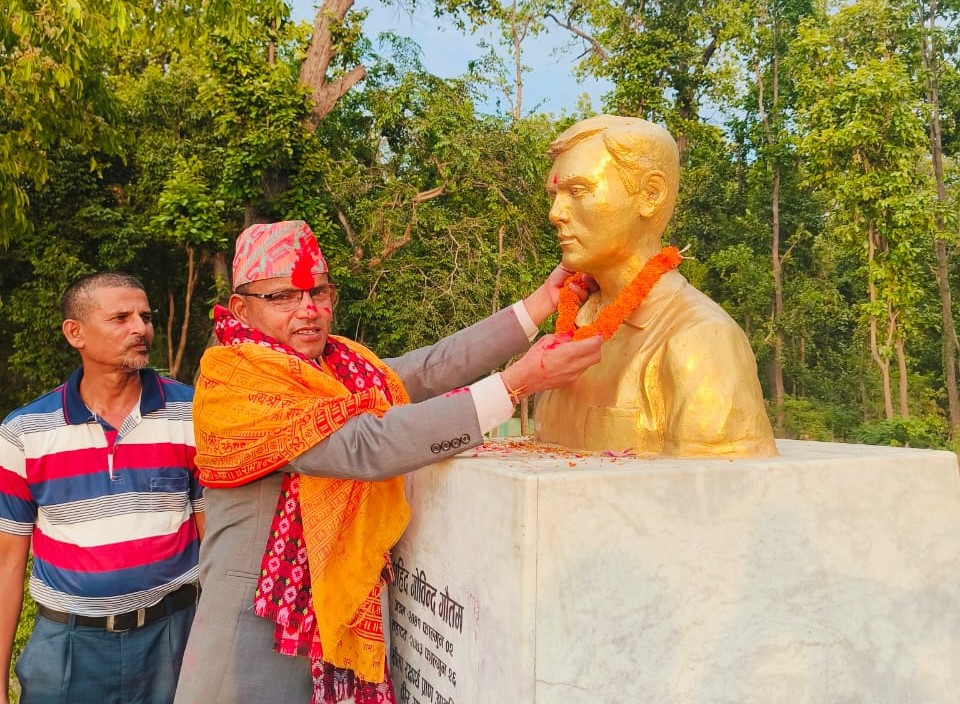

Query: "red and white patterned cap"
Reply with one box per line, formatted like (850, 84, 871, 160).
(232, 221, 329, 289)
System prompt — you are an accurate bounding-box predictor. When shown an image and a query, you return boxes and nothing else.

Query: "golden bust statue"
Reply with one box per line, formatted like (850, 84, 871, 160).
(533, 115, 777, 458)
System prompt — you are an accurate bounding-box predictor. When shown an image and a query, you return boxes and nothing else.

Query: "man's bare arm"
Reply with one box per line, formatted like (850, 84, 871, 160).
(0, 532, 30, 704)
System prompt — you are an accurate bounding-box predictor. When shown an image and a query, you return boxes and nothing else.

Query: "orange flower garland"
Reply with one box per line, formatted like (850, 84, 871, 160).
(555, 246, 683, 341)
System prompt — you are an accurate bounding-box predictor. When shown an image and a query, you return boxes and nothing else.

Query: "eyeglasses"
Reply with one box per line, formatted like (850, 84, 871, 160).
(237, 284, 337, 312)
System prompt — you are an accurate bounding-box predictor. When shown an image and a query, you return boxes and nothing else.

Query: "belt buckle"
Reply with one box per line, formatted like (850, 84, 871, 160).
(105, 608, 145, 632)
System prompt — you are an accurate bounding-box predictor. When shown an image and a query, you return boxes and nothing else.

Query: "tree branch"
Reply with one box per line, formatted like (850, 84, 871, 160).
(545, 12, 610, 62)
(367, 185, 445, 267)
(300, 0, 367, 130)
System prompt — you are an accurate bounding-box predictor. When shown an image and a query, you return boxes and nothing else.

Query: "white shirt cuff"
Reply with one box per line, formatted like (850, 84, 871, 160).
(469, 373, 515, 434)
(512, 301, 539, 342)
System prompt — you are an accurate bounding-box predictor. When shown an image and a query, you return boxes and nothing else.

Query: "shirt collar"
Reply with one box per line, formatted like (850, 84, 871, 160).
(622, 270, 687, 330)
(61, 367, 164, 425)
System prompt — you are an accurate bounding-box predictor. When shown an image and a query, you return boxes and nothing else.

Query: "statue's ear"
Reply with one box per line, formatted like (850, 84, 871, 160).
(637, 171, 669, 218)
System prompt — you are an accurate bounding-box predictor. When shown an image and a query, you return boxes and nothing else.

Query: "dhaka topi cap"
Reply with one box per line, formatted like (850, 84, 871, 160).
(232, 220, 329, 289)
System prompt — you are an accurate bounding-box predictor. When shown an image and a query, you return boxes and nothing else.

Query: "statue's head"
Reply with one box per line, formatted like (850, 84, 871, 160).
(546, 115, 680, 275)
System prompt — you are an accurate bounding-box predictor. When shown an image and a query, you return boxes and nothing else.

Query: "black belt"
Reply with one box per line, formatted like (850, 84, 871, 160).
(37, 582, 199, 632)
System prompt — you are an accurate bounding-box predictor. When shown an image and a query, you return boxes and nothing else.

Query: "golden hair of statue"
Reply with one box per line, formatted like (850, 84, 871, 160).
(533, 115, 777, 458)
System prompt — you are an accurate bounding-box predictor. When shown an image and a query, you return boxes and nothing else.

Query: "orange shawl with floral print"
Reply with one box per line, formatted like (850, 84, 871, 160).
(193, 336, 410, 683)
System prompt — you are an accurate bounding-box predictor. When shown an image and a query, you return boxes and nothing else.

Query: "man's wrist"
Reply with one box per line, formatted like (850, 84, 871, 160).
(501, 373, 527, 405)
(500, 366, 530, 401)
(512, 301, 540, 342)
(522, 286, 555, 327)
(470, 375, 514, 433)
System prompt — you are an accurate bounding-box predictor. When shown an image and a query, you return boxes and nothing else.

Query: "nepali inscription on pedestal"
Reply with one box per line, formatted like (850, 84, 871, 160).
(389, 558, 464, 704)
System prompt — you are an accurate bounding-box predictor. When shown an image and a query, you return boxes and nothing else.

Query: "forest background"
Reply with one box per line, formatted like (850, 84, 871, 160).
(4, 0, 960, 699)
(5, 0, 960, 449)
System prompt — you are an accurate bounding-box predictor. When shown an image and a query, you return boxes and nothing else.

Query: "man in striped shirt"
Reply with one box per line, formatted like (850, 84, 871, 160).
(0, 272, 204, 704)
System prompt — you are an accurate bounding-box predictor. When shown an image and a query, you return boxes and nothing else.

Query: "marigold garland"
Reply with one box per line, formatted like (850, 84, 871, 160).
(555, 246, 683, 341)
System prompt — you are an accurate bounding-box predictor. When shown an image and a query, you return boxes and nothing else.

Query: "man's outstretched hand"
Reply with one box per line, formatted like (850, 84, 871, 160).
(522, 264, 597, 326)
(501, 332, 603, 397)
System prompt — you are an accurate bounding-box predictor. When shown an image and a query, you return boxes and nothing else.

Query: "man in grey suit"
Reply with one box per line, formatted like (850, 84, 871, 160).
(174, 220, 601, 704)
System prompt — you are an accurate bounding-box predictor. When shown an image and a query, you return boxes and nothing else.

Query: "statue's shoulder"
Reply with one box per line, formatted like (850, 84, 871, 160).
(630, 271, 743, 333)
(673, 279, 743, 327)
(657, 283, 756, 366)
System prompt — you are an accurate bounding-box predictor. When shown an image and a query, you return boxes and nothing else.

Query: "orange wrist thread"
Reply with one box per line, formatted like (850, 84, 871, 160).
(503, 376, 527, 405)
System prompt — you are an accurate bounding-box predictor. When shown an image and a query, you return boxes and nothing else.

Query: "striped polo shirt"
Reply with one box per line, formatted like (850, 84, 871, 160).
(0, 367, 204, 616)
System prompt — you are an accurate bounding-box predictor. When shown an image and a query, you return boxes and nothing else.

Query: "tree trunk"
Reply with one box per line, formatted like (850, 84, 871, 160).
(895, 335, 909, 417)
(871, 316, 893, 421)
(859, 374, 869, 422)
(921, 0, 960, 435)
(755, 7, 785, 435)
(511, 0, 524, 121)
(194, 250, 231, 386)
(519, 397, 529, 436)
(211, 251, 231, 304)
(770, 165, 785, 433)
(867, 225, 894, 419)
(299, 0, 366, 131)
(935, 240, 959, 431)
(166, 244, 199, 380)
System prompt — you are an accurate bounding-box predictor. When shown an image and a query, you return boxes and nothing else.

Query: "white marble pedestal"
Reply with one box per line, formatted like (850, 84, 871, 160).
(387, 439, 960, 704)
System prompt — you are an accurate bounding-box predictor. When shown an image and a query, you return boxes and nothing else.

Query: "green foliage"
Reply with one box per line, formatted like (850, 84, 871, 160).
(564, 0, 750, 138)
(787, 0, 937, 419)
(7, 556, 37, 704)
(411, 0, 551, 117)
(1, 0, 130, 241)
(855, 415, 949, 448)
(0, 142, 151, 404)
(782, 396, 861, 442)
(7, 561, 35, 704)
(199, 29, 314, 212)
(707, 243, 773, 331)
(152, 157, 227, 249)
(314, 57, 558, 355)
(2, 0, 960, 447)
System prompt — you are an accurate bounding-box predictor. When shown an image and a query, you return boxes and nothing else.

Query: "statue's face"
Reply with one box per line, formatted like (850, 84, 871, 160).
(546, 137, 641, 275)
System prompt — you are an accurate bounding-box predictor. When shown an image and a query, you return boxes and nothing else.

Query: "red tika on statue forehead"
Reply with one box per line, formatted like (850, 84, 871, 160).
(291, 234, 321, 289)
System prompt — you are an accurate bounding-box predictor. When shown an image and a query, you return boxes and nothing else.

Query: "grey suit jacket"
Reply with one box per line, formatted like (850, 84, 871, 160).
(290, 304, 531, 479)
(173, 304, 532, 704)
